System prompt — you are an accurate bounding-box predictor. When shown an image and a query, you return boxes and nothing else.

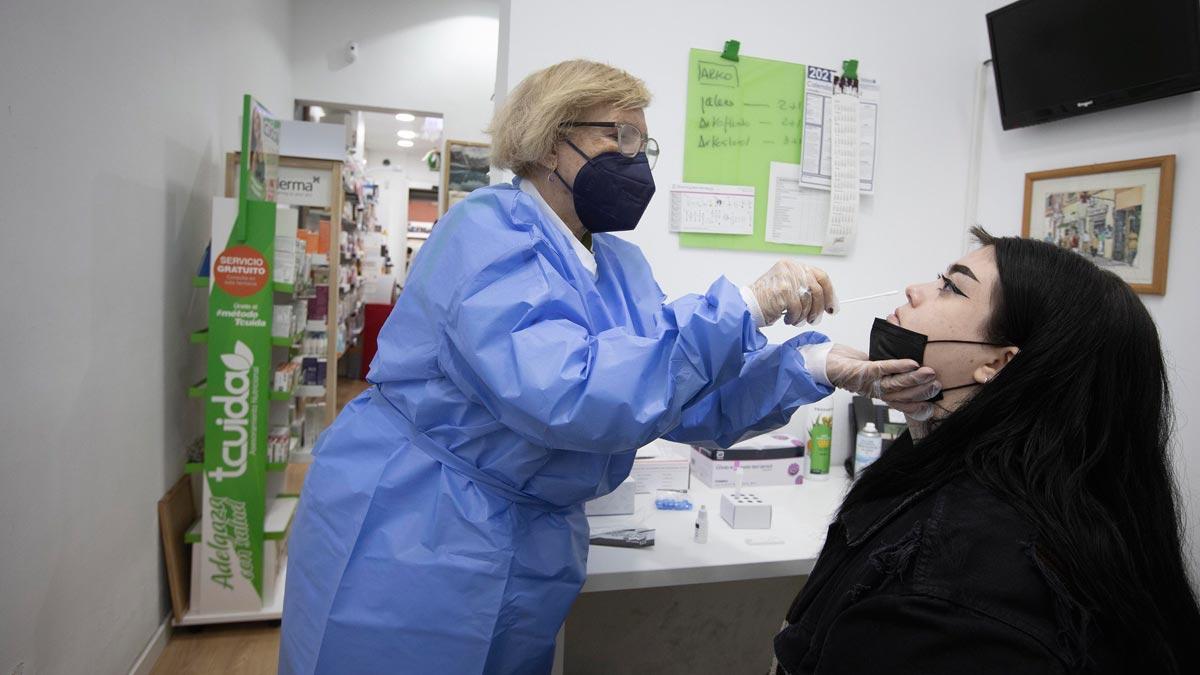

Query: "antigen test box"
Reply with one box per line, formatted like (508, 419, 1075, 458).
(690, 449, 807, 489)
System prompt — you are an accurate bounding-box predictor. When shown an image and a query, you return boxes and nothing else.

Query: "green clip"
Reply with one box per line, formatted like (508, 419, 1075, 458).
(721, 40, 740, 62)
(841, 59, 859, 81)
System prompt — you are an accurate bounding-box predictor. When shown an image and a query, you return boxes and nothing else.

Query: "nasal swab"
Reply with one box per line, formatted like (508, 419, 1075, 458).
(839, 290, 899, 305)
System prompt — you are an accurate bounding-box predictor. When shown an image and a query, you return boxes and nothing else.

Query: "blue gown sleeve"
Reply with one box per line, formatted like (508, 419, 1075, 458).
(663, 333, 834, 449)
(438, 241, 762, 453)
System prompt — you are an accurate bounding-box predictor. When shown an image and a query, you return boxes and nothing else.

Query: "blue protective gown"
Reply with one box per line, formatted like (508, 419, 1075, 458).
(279, 179, 833, 675)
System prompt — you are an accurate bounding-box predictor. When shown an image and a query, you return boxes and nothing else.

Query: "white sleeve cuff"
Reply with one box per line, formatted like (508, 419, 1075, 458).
(739, 286, 767, 328)
(798, 341, 834, 388)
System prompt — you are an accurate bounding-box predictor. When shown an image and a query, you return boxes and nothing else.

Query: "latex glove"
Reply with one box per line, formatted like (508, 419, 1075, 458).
(826, 345, 941, 408)
(748, 260, 836, 327)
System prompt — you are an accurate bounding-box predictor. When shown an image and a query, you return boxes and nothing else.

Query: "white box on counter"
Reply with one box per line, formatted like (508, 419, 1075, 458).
(690, 448, 807, 489)
(628, 441, 690, 493)
(584, 476, 637, 516)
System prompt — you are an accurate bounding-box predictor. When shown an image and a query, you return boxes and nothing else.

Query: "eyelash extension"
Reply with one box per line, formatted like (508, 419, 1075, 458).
(938, 274, 968, 298)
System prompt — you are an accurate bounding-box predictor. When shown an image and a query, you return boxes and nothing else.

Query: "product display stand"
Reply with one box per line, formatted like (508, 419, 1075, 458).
(173, 95, 306, 626)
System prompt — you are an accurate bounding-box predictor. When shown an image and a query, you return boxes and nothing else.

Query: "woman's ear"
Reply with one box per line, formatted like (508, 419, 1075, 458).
(537, 144, 559, 174)
(974, 346, 1020, 384)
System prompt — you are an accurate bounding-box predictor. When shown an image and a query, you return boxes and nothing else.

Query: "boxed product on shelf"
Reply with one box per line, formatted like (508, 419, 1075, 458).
(292, 299, 308, 334)
(273, 237, 293, 284)
(318, 219, 331, 255)
(298, 229, 321, 257)
(272, 304, 294, 338)
(309, 285, 329, 321)
(302, 333, 327, 357)
(273, 359, 300, 393)
(268, 426, 291, 463)
(301, 357, 320, 385)
(303, 403, 326, 442)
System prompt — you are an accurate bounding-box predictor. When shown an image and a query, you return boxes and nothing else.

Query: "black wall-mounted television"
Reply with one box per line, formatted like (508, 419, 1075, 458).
(987, 0, 1200, 130)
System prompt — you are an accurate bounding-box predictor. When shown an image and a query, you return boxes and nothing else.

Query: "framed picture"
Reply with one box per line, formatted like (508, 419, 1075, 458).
(440, 140, 491, 215)
(1022, 155, 1174, 295)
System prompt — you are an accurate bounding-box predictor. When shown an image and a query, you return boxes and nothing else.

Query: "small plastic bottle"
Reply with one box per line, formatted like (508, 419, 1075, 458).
(807, 401, 834, 481)
(694, 505, 709, 544)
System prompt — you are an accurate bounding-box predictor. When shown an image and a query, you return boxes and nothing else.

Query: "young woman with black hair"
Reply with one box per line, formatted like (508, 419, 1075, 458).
(772, 228, 1200, 674)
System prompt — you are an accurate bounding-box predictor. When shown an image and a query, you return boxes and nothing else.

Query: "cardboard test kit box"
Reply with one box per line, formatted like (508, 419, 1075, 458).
(690, 433, 808, 489)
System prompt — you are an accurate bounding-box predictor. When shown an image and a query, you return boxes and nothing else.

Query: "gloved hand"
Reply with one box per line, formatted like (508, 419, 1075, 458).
(748, 260, 836, 326)
(825, 345, 941, 422)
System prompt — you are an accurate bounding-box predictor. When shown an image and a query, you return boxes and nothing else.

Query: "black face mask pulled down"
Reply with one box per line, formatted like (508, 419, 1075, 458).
(554, 139, 656, 233)
(868, 317, 1009, 402)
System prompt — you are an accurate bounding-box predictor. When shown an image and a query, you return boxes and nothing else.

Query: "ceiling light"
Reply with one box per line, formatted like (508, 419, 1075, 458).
(396, 140, 414, 148)
(396, 130, 418, 139)
(395, 113, 416, 122)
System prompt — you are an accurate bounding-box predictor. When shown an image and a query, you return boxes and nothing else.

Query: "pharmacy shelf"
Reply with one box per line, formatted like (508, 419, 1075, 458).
(173, 564, 288, 627)
(296, 385, 326, 398)
(305, 320, 327, 332)
(271, 332, 303, 348)
(270, 386, 296, 402)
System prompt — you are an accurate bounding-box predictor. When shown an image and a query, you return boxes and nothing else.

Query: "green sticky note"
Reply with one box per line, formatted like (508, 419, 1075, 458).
(682, 48, 819, 254)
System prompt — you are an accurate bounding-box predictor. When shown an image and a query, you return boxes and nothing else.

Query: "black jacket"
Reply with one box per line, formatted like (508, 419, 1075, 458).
(772, 435, 1117, 675)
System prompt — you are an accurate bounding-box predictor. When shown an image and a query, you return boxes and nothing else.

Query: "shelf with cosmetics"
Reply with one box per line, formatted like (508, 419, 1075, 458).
(222, 152, 348, 433)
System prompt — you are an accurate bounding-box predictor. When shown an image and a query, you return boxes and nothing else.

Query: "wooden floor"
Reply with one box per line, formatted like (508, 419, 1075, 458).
(152, 378, 372, 674)
(150, 623, 280, 675)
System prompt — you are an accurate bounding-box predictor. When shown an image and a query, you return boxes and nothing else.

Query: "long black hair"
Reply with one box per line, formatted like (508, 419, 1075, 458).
(843, 227, 1199, 672)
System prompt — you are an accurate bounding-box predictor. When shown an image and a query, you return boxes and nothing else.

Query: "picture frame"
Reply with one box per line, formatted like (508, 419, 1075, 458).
(1022, 155, 1175, 295)
(440, 139, 491, 216)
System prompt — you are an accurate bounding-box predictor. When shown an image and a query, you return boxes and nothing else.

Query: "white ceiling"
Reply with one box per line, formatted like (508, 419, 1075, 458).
(306, 105, 444, 166)
(360, 110, 442, 166)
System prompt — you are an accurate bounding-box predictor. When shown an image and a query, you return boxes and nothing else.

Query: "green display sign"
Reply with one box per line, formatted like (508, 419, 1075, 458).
(199, 95, 278, 605)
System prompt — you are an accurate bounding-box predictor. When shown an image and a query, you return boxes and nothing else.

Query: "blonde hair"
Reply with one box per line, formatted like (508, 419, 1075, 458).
(488, 60, 651, 177)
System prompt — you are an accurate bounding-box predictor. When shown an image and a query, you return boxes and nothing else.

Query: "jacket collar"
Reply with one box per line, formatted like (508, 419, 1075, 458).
(514, 176, 597, 277)
(837, 432, 941, 547)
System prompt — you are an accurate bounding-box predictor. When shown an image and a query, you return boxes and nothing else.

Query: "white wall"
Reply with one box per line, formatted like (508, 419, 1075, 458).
(972, 2, 1200, 577)
(364, 167, 411, 281)
(366, 150, 441, 188)
(500, 0, 993, 459)
(0, 1, 292, 674)
(290, 0, 499, 143)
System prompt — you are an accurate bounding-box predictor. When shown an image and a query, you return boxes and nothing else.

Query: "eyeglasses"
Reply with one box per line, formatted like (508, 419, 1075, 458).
(562, 122, 659, 169)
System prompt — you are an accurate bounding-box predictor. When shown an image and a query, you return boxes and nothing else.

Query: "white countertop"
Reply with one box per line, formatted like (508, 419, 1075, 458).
(583, 467, 851, 593)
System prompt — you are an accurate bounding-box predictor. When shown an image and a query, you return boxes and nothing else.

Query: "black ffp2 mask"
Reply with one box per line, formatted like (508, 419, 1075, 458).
(868, 317, 1008, 402)
(554, 139, 656, 233)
